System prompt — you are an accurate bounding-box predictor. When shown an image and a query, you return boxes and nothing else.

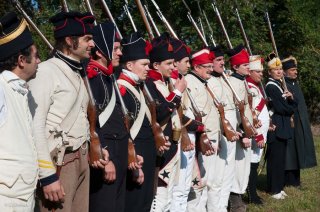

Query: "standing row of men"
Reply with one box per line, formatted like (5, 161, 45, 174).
(0, 10, 316, 212)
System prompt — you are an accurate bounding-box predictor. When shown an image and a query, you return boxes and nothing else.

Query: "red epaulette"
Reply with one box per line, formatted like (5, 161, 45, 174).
(118, 84, 126, 96)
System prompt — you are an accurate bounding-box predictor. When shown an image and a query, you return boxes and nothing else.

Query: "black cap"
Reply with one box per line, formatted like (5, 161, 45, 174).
(121, 32, 150, 63)
(282, 56, 297, 70)
(209, 45, 224, 58)
(170, 38, 191, 61)
(0, 12, 33, 61)
(92, 22, 117, 60)
(50, 11, 95, 39)
(149, 32, 174, 63)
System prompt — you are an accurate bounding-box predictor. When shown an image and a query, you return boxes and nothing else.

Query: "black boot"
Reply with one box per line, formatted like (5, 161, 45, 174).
(247, 163, 263, 205)
(229, 192, 247, 212)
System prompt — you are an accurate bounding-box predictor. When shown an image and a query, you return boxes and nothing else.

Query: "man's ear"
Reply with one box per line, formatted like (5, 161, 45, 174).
(126, 61, 133, 71)
(232, 65, 239, 72)
(65, 36, 73, 47)
(17, 54, 26, 68)
(153, 62, 159, 70)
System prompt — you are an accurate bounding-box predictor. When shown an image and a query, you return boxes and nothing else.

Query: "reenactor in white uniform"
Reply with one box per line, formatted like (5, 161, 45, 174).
(227, 44, 253, 212)
(0, 12, 40, 212)
(246, 55, 270, 204)
(170, 38, 207, 212)
(29, 11, 95, 212)
(186, 49, 222, 212)
(207, 45, 241, 212)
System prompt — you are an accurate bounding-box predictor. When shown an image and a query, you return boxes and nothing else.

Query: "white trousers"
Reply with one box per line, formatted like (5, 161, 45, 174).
(231, 141, 251, 194)
(151, 154, 180, 212)
(0, 193, 35, 212)
(170, 148, 195, 212)
(187, 137, 228, 212)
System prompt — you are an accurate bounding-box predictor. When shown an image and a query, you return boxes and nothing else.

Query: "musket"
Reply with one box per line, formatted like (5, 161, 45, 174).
(201, 9, 217, 46)
(264, 10, 288, 92)
(83, 0, 97, 25)
(182, 0, 209, 47)
(144, 3, 160, 37)
(150, 0, 178, 39)
(98, 0, 123, 39)
(111, 75, 138, 165)
(61, 0, 69, 12)
(12, 0, 53, 50)
(234, 5, 269, 101)
(123, 1, 137, 32)
(211, 0, 256, 139)
(134, 0, 154, 40)
(60, 0, 103, 164)
(195, 0, 207, 43)
(142, 82, 168, 150)
(206, 85, 238, 142)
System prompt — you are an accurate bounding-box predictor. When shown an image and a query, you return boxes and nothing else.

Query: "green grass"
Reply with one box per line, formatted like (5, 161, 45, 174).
(247, 136, 320, 211)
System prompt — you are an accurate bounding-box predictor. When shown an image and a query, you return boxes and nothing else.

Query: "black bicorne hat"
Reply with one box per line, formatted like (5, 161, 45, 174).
(50, 11, 95, 39)
(209, 45, 224, 58)
(92, 22, 117, 60)
(0, 12, 33, 61)
(121, 32, 151, 63)
(149, 32, 174, 63)
(282, 56, 297, 70)
(170, 38, 191, 62)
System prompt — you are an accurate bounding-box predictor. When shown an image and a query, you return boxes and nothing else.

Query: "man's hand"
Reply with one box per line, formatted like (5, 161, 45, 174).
(158, 136, 171, 155)
(256, 140, 265, 148)
(283, 91, 293, 100)
(91, 148, 110, 169)
(43, 180, 65, 202)
(241, 137, 251, 148)
(254, 120, 262, 128)
(133, 168, 144, 185)
(104, 161, 116, 183)
(174, 76, 187, 93)
(128, 155, 144, 170)
(230, 131, 242, 142)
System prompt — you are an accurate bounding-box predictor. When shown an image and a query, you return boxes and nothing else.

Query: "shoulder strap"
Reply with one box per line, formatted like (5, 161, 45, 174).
(118, 79, 151, 140)
(98, 83, 116, 127)
(266, 81, 283, 93)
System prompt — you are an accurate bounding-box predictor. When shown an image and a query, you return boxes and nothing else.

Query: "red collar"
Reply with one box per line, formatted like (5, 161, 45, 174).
(246, 76, 259, 86)
(86, 58, 113, 79)
(118, 73, 137, 86)
(148, 69, 165, 82)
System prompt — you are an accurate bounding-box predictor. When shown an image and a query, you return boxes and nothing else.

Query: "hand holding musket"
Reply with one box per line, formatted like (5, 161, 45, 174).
(186, 88, 215, 155)
(167, 78, 194, 152)
(205, 85, 240, 142)
(142, 82, 171, 154)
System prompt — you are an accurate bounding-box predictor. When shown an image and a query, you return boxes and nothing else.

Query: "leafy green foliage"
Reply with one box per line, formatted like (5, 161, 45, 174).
(1, 0, 319, 122)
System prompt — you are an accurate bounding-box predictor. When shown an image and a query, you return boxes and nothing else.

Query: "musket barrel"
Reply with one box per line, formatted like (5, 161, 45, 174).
(235, 8, 252, 55)
(83, 0, 97, 25)
(124, 4, 138, 32)
(99, 0, 123, 39)
(12, 0, 54, 50)
(134, 0, 155, 40)
(144, 4, 160, 37)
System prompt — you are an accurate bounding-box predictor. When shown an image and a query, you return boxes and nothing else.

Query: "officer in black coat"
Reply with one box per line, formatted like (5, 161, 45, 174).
(265, 53, 297, 199)
(283, 56, 317, 187)
(87, 22, 129, 212)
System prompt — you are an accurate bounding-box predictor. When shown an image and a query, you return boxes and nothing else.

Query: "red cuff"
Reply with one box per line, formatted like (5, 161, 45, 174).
(166, 92, 177, 102)
(197, 125, 205, 132)
(255, 134, 264, 142)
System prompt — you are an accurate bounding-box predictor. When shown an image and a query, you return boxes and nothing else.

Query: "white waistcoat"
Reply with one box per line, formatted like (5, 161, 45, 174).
(0, 75, 38, 200)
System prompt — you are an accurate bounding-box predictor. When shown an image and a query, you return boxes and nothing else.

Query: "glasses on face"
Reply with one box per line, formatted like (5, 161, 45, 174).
(200, 65, 214, 69)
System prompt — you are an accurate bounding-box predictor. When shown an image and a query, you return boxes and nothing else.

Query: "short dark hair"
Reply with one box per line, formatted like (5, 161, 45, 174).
(54, 36, 79, 53)
(0, 45, 33, 72)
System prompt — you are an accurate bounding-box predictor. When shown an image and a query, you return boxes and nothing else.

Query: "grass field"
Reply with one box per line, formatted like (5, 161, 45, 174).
(247, 136, 320, 211)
